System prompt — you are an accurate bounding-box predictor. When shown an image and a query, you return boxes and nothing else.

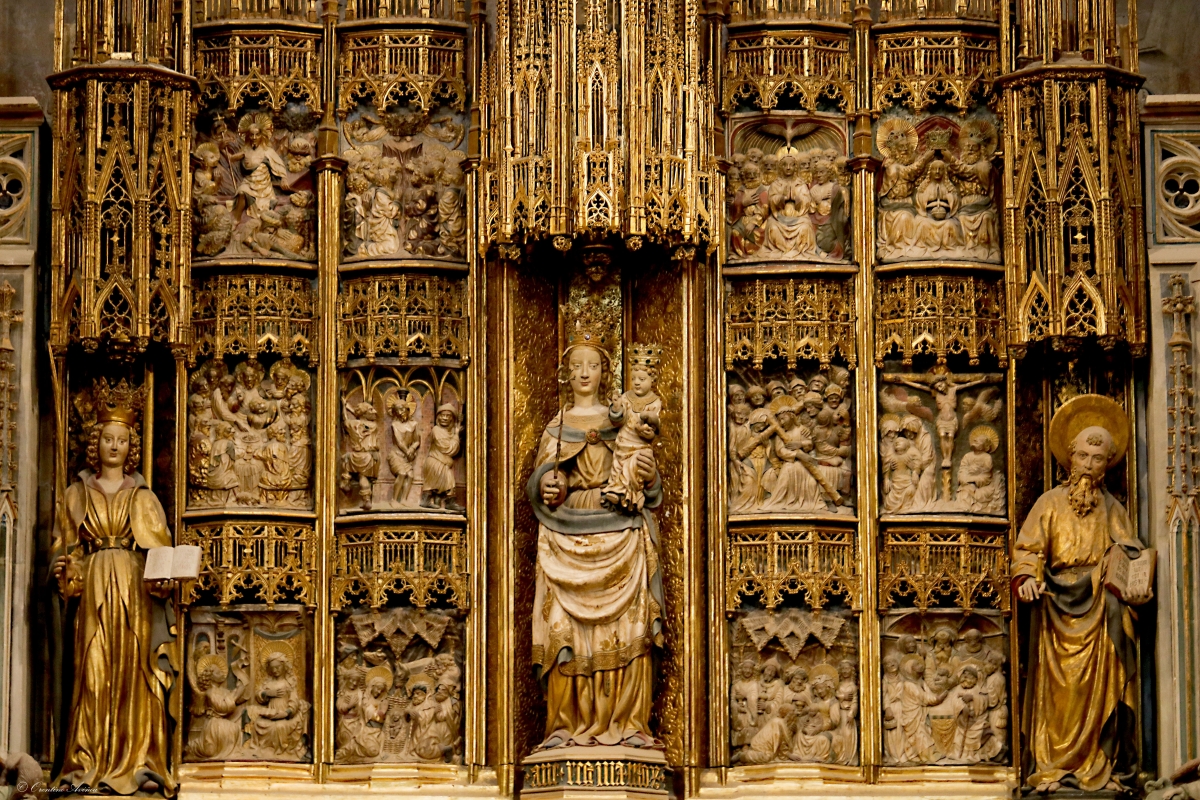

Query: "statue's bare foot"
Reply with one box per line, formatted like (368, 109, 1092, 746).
(1104, 780, 1123, 792)
(1035, 781, 1060, 794)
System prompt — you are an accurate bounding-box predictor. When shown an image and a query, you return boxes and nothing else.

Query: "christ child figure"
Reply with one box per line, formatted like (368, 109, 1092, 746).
(602, 345, 663, 513)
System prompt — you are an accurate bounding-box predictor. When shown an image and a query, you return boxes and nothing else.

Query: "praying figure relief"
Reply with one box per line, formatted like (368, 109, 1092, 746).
(338, 369, 466, 514)
(341, 105, 468, 262)
(880, 613, 1009, 767)
(187, 359, 313, 510)
(728, 609, 859, 766)
(879, 367, 1005, 516)
(875, 114, 1001, 264)
(726, 119, 851, 264)
(333, 608, 463, 764)
(727, 368, 854, 516)
(193, 107, 317, 261)
(185, 609, 311, 762)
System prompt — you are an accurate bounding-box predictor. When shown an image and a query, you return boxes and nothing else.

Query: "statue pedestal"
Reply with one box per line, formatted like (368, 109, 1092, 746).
(521, 746, 671, 800)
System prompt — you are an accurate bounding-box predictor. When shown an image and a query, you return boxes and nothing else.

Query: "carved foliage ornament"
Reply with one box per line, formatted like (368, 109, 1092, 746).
(874, 32, 999, 114)
(724, 32, 854, 114)
(725, 277, 856, 371)
(192, 275, 318, 364)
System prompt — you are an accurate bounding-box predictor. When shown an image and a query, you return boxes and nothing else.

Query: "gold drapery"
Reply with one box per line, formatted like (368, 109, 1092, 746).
(55, 473, 175, 795)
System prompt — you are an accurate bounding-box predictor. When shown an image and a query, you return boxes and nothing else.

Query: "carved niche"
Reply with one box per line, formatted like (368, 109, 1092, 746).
(192, 105, 319, 264)
(878, 366, 1007, 517)
(726, 117, 852, 264)
(333, 607, 464, 765)
(880, 611, 1009, 767)
(728, 608, 860, 766)
(185, 607, 312, 762)
(341, 104, 469, 263)
(875, 111, 1001, 265)
(338, 366, 465, 514)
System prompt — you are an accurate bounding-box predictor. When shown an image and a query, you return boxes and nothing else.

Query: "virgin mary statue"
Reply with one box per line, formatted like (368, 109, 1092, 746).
(527, 329, 665, 749)
(51, 392, 175, 795)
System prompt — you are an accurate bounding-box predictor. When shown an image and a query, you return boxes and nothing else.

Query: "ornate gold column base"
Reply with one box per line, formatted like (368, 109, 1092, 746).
(521, 746, 671, 800)
(178, 765, 502, 799)
(695, 767, 1016, 799)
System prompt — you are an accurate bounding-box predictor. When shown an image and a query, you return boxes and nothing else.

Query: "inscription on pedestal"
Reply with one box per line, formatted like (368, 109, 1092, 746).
(524, 759, 669, 793)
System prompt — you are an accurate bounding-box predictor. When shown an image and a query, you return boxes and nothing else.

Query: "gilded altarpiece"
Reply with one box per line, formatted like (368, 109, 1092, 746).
(33, 0, 1161, 794)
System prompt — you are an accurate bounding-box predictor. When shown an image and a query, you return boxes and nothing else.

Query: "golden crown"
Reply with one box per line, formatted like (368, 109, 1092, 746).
(565, 313, 613, 353)
(628, 343, 662, 369)
(94, 378, 142, 428)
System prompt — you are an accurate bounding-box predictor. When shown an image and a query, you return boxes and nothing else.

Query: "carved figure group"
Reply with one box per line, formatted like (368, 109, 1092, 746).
(727, 142, 851, 263)
(879, 368, 1005, 515)
(334, 607, 464, 765)
(342, 109, 468, 262)
(336, 656, 463, 764)
(729, 609, 859, 766)
(186, 614, 311, 763)
(193, 110, 317, 261)
(727, 370, 854, 515)
(876, 116, 1000, 264)
(881, 625, 1008, 766)
(187, 359, 312, 509)
(339, 384, 465, 513)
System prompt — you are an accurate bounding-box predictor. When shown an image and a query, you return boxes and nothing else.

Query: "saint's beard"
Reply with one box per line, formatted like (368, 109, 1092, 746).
(1067, 468, 1101, 517)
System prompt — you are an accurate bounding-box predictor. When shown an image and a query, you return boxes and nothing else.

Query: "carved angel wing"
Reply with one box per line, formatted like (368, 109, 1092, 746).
(962, 386, 1003, 425)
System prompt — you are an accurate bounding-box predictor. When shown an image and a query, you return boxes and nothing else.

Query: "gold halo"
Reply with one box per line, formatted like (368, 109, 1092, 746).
(258, 640, 295, 672)
(968, 424, 1000, 453)
(1048, 394, 1129, 470)
(810, 664, 838, 684)
(767, 394, 799, 415)
(876, 117, 917, 161)
(198, 653, 228, 682)
(365, 664, 394, 691)
(384, 386, 419, 417)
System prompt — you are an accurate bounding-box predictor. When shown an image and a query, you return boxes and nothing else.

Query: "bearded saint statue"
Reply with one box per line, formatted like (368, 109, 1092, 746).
(1013, 394, 1150, 794)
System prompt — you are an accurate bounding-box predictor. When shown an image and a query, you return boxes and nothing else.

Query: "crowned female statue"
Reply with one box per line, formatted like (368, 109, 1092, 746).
(526, 325, 665, 749)
(51, 382, 175, 795)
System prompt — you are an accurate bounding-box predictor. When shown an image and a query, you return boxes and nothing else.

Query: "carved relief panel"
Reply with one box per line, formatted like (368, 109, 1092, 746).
(192, 105, 319, 265)
(726, 117, 852, 265)
(188, 276, 318, 511)
(341, 105, 468, 263)
(333, 607, 464, 765)
(337, 366, 465, 514)
(878, 366, 1006, 517)
(879, 611, 1009, 767)
(875, 111, 1001, 265)
(728, 608, 859, 766)
(185, 607, 312, 762)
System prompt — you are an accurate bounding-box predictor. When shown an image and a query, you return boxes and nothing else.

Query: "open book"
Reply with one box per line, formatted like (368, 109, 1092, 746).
(143, 545, 203, 582)
(1104, 546, 1156, 604)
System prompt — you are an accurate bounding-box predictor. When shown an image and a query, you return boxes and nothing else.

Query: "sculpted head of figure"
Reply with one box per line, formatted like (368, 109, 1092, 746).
(778, 154, 797, 178)
(738, 658, 757, 680)
(1067, 425, 1114, 517)
(883, 653, 900, 676)
(561, 343, 612, 407)
(87, 421, 141, 475)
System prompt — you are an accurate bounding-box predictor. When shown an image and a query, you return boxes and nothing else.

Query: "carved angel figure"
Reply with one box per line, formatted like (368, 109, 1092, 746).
(187, 650, 249, 761)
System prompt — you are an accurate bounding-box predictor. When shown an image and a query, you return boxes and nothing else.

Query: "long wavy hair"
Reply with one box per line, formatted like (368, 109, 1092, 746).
(558, 343, 614, 411)
(85, 421, 142, 475)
